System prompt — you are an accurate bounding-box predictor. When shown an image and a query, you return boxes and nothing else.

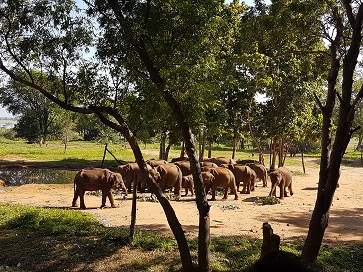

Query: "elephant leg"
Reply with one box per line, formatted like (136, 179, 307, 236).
(72, 188, 79, 207)
(288, 182, 294, 196)
(246, 180, 251, 194)
(79, 190, 86, 209)
(235, 181, 240, 191)
(101, 191, 107, 208)
(184, 188, 189, 196)
(107, 191, 117, 208)
(210, 188, 216, 201)
(231, 184, 238, 200)
(223, 187, 228, 199)
(279, 184, 285, 199)
(250, 177, 255, 191)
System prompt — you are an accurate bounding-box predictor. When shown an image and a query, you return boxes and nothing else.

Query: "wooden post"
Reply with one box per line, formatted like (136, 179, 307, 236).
(261, 222, 280, 258)
(101, 143, 108, 167)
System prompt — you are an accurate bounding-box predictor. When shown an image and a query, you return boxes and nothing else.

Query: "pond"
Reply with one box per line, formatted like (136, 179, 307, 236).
(0, 168, 78, 185)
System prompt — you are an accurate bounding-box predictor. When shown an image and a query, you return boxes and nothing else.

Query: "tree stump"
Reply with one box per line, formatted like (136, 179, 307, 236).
(261, 222, 280, 258)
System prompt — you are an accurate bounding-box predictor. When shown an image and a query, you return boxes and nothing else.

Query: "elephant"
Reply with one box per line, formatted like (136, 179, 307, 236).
(171, 156, 189, 163)
(182, 174, 194, 196)
(200, 161, 218, 169)
(155, 164, 182, 198)
(173, 160, 192, 176)
(268, 167, 293, 199)
(222, 164, 256, 194)
(146, 159, 168, 167)
(246, 163, 268, 187)
(289, 146, 297, 157)
(202, 157, 237, 166)
(116, 163, 153, 192)
(204, 167, 238, 201)
(72, 168, 128, 209)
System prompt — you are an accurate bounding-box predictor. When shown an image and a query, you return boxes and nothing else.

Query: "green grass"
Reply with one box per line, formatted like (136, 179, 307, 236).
(0, 204, 362, 272)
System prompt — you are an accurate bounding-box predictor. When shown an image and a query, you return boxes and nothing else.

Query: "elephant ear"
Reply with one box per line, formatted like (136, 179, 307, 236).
(209, 168, 218, 177)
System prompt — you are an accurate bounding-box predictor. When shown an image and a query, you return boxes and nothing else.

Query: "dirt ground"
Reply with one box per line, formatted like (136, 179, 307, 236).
(0, 157, 362, 245)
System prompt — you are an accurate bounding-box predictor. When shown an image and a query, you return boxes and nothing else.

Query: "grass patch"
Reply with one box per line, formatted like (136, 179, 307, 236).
(0, 204, 362, 271)
(254, 196, 281, 205)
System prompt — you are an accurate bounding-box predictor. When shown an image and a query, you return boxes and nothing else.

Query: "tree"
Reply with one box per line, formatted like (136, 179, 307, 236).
(0, 1, 234, 270)
(0, 73, 60, 144)
(301, 1, 363, 263)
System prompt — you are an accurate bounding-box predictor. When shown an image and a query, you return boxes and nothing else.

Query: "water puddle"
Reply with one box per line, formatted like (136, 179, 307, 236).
(0, 168, 77, 185)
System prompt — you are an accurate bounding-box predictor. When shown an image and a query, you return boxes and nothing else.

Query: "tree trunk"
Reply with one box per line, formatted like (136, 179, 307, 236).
(301, 152, 306, 174)
(180, 141, 185, 157)
(130, 172, 137, 240)
(165, 143, 171, 161)
(270, 138, 277, 172)
(207, 140, 212, 159)
(200, 130, 206, 160)
(232, 127, 237, 160)
(159, 133, 166, 160)
(162, 90, 211, 271)
(94, 109, 194, 271)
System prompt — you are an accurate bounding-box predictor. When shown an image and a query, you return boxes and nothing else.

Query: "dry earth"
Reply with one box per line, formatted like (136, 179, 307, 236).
(0, 157, 362, 245)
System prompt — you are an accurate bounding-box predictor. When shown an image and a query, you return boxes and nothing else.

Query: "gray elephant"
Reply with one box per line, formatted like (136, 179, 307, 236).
(72, 168, 128, 209)
(268, 167, 293, 199)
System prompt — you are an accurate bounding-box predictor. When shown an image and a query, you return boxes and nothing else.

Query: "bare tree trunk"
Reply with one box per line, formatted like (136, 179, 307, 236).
(301, 152, 306, 174)
(200, 130, 206, 160)
(270, 138, 277, 172)
(232, 127, 237, 160)
(180, 141, 185, 157)
(207, 140, 212, 158)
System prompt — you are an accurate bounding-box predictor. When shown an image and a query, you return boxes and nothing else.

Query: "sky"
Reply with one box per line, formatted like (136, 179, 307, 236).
(0, 0, 271, 118)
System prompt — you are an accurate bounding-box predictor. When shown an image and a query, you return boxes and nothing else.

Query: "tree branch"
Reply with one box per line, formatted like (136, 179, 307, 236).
(0, 58, 93, 115)
(343, 0, 356, 28)
(314, 93, 324, 112)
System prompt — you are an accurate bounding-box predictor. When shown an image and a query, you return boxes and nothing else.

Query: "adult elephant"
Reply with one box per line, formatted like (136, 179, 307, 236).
(268, 167, 293, 199)
(155, 164, 182, 198)
(146, 159, 168, 167)
(222, 164, 256, 194)
(72, 168, 127, 209)
(246, 163, 268, 187)
(173, 161, 192, 176)
(117, 163, 153, 192)
(204, 167, 238, 201)
(202, 156, 237, 166)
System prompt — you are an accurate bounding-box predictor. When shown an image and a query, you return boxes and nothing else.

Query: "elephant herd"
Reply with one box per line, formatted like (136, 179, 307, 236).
(71, 157, 294, 209)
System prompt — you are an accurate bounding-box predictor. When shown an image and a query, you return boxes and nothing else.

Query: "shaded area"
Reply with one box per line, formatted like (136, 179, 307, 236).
(257, 208, 363, 244)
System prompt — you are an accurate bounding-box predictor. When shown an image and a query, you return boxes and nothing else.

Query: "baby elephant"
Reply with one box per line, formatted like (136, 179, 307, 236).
(72, 168, 128, 209)
(182, 174, 194, 196)
(268, 167, 293, 199)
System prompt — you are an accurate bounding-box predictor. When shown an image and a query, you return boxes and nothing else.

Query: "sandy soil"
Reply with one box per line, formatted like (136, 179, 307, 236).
(0, 157, 362, 245)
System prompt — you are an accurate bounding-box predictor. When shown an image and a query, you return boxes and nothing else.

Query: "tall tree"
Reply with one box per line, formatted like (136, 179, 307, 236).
(302, 1, 363, 263)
